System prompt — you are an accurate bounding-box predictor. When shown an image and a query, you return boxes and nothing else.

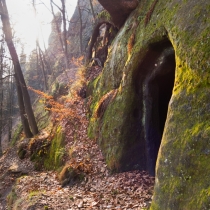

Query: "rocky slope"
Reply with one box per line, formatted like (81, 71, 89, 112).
(0, 66, 154, 209)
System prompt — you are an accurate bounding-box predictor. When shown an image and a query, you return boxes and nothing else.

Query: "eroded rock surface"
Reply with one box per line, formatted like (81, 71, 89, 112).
(67, 0, 103, 57)
(88, 0, 210, 209)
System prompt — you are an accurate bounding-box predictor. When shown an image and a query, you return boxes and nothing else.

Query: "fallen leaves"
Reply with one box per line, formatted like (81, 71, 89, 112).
(0, 66, 155, 209)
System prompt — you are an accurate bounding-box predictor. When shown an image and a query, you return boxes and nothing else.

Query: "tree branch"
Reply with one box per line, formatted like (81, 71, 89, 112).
(0, 74, 14, 80)
(38, 0, 52, 13)
(51, 0, 62, 12)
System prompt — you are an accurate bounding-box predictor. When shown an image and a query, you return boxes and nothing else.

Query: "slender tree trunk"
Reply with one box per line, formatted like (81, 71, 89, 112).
(50, 0, 69, 78)
(0, 87, 3, 156)
(50, 1, 64, 53)
(36, 45, 39, 78)
(37, 43, 48, 91)
(78, 1, 83, 54)
(14, 74, 33, 137)
(89, 0, 96, 23)
(60, 0, 69, 69)
(50, 0, 69, 70)
(39, 48, 51, 75)
(0, 44, 3, 156)
(0, 0, 38, 136)
(33, 0, 48, 90)
(8, 67, 14, 141)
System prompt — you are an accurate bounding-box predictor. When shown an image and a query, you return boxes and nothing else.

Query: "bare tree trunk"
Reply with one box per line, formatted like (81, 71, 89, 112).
(39, 48, 51, 75)
(7, 65, 11, 141)
(33, 0, 48, 90)
(36, 45, 39, 78)
(60, 0, 69, 69)
(0, 0, 38, 136)
(38, 25, 53, 75)
(0, 43, 3, 156)
(50, 0, 69, 70)
(0, 87, 3, 156)
(14, 74, 33, 137)
(37, 43, 48, 91)
(50, 1, 64, 53)
(50, 0, 69, 79)
(78, 1, 83, 54)
(89, 0, 96, 23)
(8, 67, 14, 141)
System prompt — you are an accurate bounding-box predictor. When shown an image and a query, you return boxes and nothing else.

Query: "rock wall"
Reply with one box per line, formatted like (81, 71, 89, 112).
(67, 0, 103, 57)
(48, 12, 63, 57)
(88, 0, 210, 209)
(47, 1, 103, 60)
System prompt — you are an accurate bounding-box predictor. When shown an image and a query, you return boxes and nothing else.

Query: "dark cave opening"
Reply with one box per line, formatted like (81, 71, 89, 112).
(146, 41, 175, 176)
(134, 38, 176, 176)
(147, 51, 175, 176)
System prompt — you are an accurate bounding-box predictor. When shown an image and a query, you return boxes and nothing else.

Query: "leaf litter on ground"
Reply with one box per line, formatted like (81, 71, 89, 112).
(0, 66, 154, 209)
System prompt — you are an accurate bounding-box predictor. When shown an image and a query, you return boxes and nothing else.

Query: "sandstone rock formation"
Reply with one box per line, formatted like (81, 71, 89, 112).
(67, 0, 103, 57)
(47, 0, 103, 60)
(97, 0, 138, 27)
(88, 0, 210, 209)
(48, 12, 63, 57)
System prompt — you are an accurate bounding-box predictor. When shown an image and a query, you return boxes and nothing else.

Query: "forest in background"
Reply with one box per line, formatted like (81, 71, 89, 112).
(0, 0, 101, 154)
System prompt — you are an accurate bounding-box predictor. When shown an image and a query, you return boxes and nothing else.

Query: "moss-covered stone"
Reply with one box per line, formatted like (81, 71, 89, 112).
(86, 74, 101, 98)
(97, 10, 112, 22)
(27, 125, 65, 171)
(44, 126, 65, 170)
(88, 0, 210, 208)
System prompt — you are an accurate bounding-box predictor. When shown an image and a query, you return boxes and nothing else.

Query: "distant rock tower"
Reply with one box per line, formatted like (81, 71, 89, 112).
(67, 0, 103, 57)
(48, 12, 63, 56)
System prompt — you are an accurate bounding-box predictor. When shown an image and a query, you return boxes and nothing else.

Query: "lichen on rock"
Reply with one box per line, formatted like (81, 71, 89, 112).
(87, 0, 210, 209)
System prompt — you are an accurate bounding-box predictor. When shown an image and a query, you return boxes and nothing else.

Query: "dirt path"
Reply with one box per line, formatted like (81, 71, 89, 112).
(0, 142, 154, 209)
(0, 66, 155, 209)
(0, 145, 34, 209)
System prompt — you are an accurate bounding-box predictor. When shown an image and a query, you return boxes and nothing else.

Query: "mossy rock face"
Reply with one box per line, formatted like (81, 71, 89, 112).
(88, 0, 210, 209)
(28, 126, 65, 171)
(43, 126, 65, 170)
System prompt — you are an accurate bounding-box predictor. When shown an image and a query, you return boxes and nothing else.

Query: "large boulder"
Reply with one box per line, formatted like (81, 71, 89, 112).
(97, 0, 138, 27)
(88, 0, 210, 209)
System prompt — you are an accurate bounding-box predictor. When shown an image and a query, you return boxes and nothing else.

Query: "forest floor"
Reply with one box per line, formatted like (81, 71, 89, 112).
(0, 66, 154, 210)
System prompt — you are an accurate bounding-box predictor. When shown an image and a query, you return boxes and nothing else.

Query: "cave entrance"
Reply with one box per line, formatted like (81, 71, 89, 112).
(137, 39, 176, 176)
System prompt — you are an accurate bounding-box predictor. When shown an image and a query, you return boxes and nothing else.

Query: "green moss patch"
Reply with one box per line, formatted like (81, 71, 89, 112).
(28, 125, 65, 171)
(44, 126, 65, 170)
